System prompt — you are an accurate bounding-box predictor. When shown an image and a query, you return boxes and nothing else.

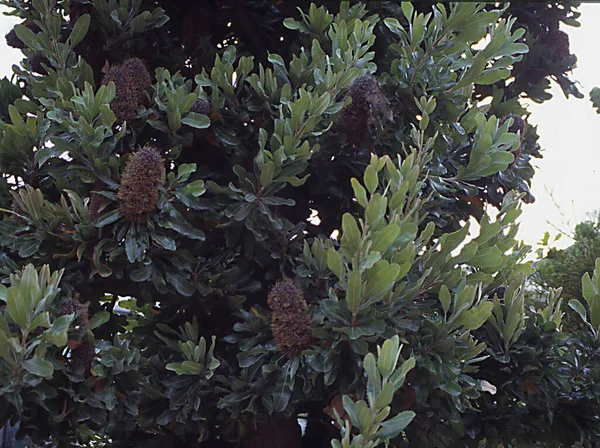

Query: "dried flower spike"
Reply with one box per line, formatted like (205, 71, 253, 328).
(118, 147, 165, 224)
(267, 279, 311, 358)
(335, 74, 392, 147)
(102, 57, 151, 123)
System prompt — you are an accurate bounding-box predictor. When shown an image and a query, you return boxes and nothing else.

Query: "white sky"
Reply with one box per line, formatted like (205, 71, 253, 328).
(521, 4, 600, 251)
(0, 5, 598, 254)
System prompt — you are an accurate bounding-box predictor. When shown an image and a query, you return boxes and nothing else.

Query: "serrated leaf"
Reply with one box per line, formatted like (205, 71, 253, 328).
(351, 178, 368, 208)
(95, 209, 120, 227)
(153, 235, 177, 251)
(181, 112, 211, 129)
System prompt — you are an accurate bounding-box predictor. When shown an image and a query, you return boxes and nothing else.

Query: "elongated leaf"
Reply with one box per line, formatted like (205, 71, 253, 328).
(376, 411, 415, 439)
(346, 270, 362, 313)
(22, 356, 54, 378)
(70, 14, 91, 47)
(88, 312, 110, 330)
(569, 299, 587, 324)
(439, 285, 451, 316)
(327, 250, 345, 280)
(181, 112, 210, 129)
(377, 336, 400, 380)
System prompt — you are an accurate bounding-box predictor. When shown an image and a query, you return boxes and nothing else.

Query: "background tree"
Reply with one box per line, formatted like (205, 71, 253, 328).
(0, 1, 597, 448)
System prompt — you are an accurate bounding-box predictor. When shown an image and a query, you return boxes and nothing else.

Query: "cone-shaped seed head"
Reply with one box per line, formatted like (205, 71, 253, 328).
(335, 74, 391, 146)
(118, 147, 165, 224)
(268, 279, 311, 358)
(102, 58, 151, 123)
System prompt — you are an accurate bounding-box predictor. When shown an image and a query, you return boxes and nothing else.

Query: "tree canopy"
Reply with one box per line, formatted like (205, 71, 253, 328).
(0, 1, 598, 447)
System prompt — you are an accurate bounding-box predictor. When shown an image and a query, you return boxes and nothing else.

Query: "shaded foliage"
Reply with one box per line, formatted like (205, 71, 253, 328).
(0, 1, 597, 448)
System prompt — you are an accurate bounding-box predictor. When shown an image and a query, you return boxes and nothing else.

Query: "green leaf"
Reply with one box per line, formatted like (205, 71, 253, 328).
(181, 112, 211, 129)
(165, 271, 196, 297)
(364, 165, 378, 195)
(0, 329, 13, 363)
(376, 411, 415, 439)
(371, 224, 400, 253)
(260, 161, 275, 187)
(364, 262, 400, 302)
(30, 312, 51, 331)
(130, 264, 152, 282)
(153, 235, 177, 251)
(451, 302, 493, 331)
(176, 163, 197, 182)
(327, 250, 345, 280)
(21, 356, 54, 378)
(341, 213, 361, 259)
(476, 68, 511, 85)
(44, 315, 74, 347)
(160, 217, 205, 240)
(374, 382, 396, 410)
(88, 311, 110, 330)
(5, 288, 27, 328)
(184, 180, 206, 197)
(14, 24, 40, 50)
(439, 285, 451, 316)
(351, 178, 368, 208)
(95, 209, 120, 227)
(342, 395, 361, 428)
(70, 14, 91, 47)
(569, 299, 587, 324)
(346, 270, 362, 314)
(378, 336, 400, 380)
(582, 272, 595, 306)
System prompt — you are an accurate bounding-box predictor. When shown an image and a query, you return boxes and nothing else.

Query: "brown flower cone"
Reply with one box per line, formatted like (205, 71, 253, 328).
(268, 280, 312, 358)
(335, 74, 391, 146)
(117, 147, 165, 224)
(102, 58, 151, 123)
(72, 342, 95, 378)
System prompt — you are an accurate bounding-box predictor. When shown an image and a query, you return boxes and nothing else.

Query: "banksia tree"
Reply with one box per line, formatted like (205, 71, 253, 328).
(0, 1, 597, 448)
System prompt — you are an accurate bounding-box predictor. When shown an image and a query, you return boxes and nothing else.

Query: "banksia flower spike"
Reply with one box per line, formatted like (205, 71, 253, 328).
(5, 21, 38, 49)
(59, 294, 89, 329)
(267, 279, 312, 358)
(102, 57, 151, 123)
(29, 52, 50, 75)
(335, 74, 392, 147)
(118, 146, 165, 224)
(190, 98, 211, 116)
(72, 342, 95, 377)
(545, 29, 571, 61)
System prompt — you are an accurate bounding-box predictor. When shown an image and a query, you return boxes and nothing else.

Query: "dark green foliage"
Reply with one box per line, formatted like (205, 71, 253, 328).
(533, 217, 600, 331)
(0, 1, 596, 447)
